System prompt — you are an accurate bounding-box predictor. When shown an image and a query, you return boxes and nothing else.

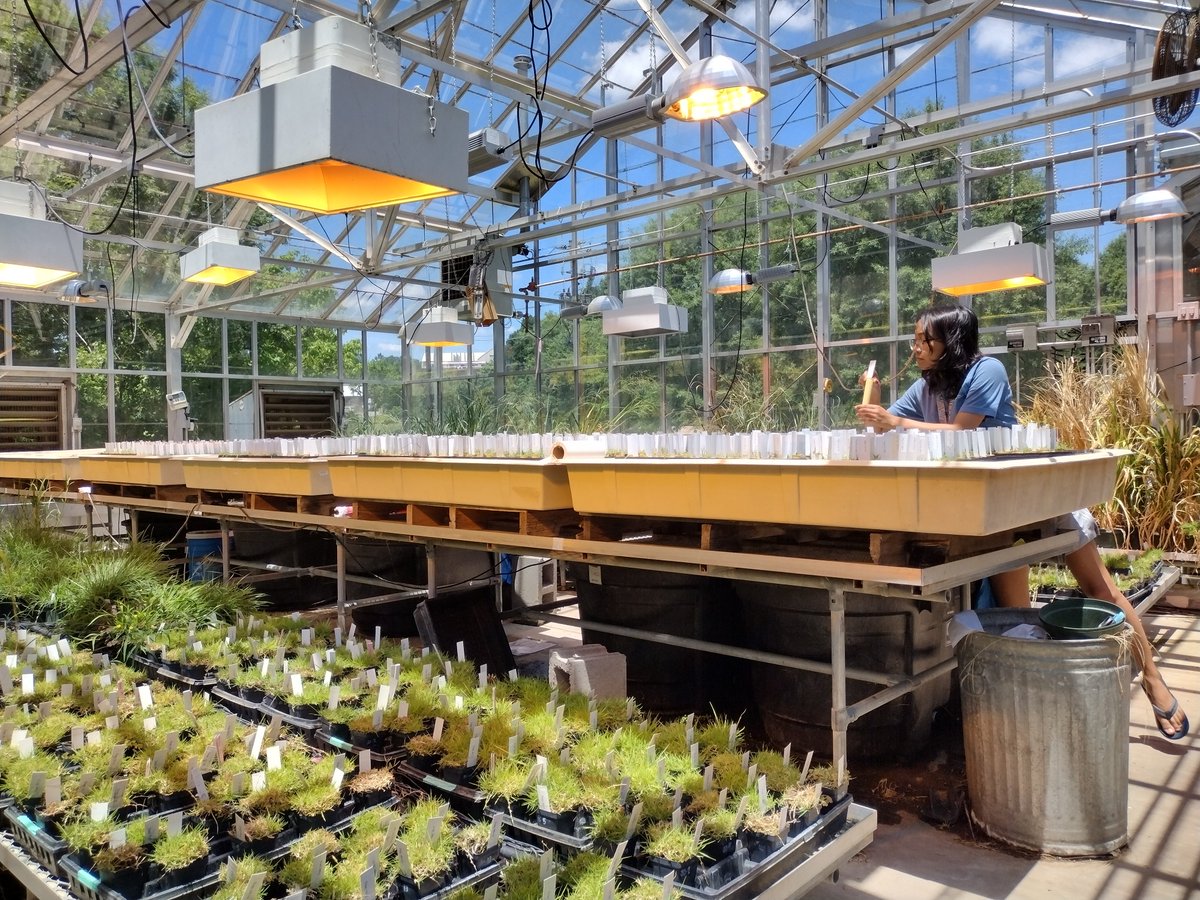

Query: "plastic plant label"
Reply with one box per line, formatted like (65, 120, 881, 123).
(347, 623, 357, 641)
(290, 673, 303, 697)
(395, 841, 411, 877)
(20, 672, 33, 695)
(729, 723, 738, 750)
(301, 628, 311, 647)
(734, 796, 748, 829)
(365, 668, 377, 687)
(144, 716, 157, 732)
(111, 778, 127, 808)
(251, 771, 266, 792)
(375, 684, 389, 712)
(334, 627, 343, 648)
(60, 682, 73, 700)
(331, 767, 344, 791)
(455, 640, 466, 663)
(266, 745, 282, 771)
(241, 873, 266, 900)
(44, 776, 61, 808)
(137, 684, 153, 710)
(432, 717, 445, 742)
(267, 715, 283, 743)
(800, 750, 814, 784)
(661, 870, 675, 900)
(426, 815, 443, 843)
(249, 725, 265, 760)
(144, 817, 159, 843)
(27, 770, 44, 796)
(746, 763, 758, 790)
(44, 669, 57, 686)
(625, 802, 642, 840)
(536, 784, 551, 813)
(397, 699, 408, 719)
(232, 773, 245, 796)
(310, 850, 326, 889)
(606, 842, 627, 879)
(78, 773, 95, 796)
(588, 565, 602, 585)
(360, 867, 377, 900)
(46, 643, 60, 663)
(401, 638, 410, 659)
(421, 663, 432, 682)
(484, 887, 498, 900)
(383, 817, 401, 853)
(467, 734, 481, 768)
(90, 801, 109, 822)
(165, 732, 179, 754)
(105, 715, 119, 731)
(323, 670, 333, 687)
(488, 814, 502, 848)
(109, 827, 126, 850)
(783, 743, 792, 766)
(371, 709, 382, 729)
(539, 849, 554, 881)
(107, 744, 125, 775)
(758, 775, 769, 813)
(542, 875, 556, 900)
(374, 626, 381, 649)
(603, 880, 615, 900)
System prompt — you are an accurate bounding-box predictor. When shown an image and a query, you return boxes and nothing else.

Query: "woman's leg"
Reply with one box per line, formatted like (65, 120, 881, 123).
(1064, 541, 1188, 738)
(990, 565, 1031, 607)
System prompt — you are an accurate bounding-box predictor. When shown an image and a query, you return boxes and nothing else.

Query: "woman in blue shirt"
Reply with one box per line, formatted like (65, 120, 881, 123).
(856, 302, 1188, 741)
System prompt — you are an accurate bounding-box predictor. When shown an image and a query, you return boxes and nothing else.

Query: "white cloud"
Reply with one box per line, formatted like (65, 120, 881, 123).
(728, 0, 815, 39)
(586, 37, 659, 100)
(1051, 33, 1126, 79)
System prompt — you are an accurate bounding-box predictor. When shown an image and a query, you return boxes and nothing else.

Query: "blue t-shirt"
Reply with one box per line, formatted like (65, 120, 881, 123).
(888, 356, 1017, 427)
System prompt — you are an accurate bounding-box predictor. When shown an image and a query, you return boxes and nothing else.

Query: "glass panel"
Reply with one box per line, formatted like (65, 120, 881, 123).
(228, 320, 253, 375)
(342, 331, 365, 381)
(182, 376, 224, 440)
(301, 326, 339, 377)
(767, 350, 822, 431)
(182, 317, 224, 374)
(113, 313, 166, 371)
(257, 323, 297, 376)
(77, 373, 108, 448)
(75, 306, 108, 369)
(11, 301, 68, 367)
(114, 374, 167, 441)
(615, 363, 662, 432)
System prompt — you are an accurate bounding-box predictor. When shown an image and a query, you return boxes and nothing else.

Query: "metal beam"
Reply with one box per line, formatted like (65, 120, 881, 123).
(781, 0, 1006, 171)
(0, 0, 204, 145)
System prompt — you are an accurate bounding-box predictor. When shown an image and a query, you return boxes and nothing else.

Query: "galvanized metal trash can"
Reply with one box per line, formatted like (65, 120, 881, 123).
(956, 608, 1132, 856)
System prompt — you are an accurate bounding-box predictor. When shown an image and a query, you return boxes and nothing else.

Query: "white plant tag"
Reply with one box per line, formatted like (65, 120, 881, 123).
(800, 750, 814, 784)
(144, 716, 157, 732)
(310, 850, 326, 889)
(137, 684, 153, 709)
(144, 816, 160, 843)
(432, 717, 444, 742)
(359, 749, 372, 773)
(331, 767, 344, 791)
(290, 673, 303, 697)
(27, 770, 44, 797)
(251, 771, 266, 792)
(249, 725, 265, 760)
(44, 776, 61, 808)
(266, 745, 282, 771)
(90, 801, 109, 822)
(109, 827, 126, 850)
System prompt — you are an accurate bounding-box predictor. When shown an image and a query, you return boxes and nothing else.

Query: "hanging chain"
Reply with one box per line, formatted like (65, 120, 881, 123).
(289, 0, 301, 30)
(360, 0, 380, 79)
(487, 0, 496, 120)
(9, 0, 26, 178)
(599, 7, 607, 86)
(428, 94, 437, 135)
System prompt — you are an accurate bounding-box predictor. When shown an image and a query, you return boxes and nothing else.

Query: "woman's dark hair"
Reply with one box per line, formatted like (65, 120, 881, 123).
(916, 302, 980, 399)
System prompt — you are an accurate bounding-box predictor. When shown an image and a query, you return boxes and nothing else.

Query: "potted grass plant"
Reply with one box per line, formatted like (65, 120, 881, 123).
(639, 820, 708, 886)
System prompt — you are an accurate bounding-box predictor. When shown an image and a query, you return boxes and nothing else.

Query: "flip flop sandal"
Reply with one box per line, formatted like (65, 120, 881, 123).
(1151, 694, 1190, 741)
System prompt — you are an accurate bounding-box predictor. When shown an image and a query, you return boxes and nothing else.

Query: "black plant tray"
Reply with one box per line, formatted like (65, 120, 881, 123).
(315, 727, 407, 770)
(381, 858, 503, 900)
(3, 806, 69, 876)
(396, 761, 487, 818)
(483, 804, 594, 853)
(620, 794, 853, 900)
(208, 684, 264, 721)
(59, 847, 231, 900)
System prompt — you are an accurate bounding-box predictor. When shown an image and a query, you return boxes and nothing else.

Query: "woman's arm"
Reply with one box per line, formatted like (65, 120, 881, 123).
(855, 405, 984, 431)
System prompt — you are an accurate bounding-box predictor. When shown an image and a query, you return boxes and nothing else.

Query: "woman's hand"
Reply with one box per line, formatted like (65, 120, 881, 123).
(855, 403, 897, 431)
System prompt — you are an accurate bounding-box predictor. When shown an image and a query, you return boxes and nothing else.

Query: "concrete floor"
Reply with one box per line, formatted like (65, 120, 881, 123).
(807, 607, 1200, 900)
(509, 601, 1200, 900)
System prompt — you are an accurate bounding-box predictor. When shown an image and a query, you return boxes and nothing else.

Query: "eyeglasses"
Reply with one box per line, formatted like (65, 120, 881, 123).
(910, 337, 940, 352)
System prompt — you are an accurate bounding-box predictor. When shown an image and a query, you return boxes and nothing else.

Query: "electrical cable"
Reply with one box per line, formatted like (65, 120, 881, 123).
(20, 0, 88, 74)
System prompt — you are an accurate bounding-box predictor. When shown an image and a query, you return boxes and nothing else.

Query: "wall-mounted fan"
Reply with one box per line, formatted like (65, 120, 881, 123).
(1152, 9, 1198, 127)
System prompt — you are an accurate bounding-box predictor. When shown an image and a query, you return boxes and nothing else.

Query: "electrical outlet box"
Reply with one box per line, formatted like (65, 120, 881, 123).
(1006, 323, 1039, 350)
(1081, 314, 1116, 345)
(1178, 300, 1200, 321)
(1184, 374, 1200, 407)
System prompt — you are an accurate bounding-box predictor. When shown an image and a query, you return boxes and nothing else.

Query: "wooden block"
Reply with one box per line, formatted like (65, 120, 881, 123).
(410, 504, 450, 528)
